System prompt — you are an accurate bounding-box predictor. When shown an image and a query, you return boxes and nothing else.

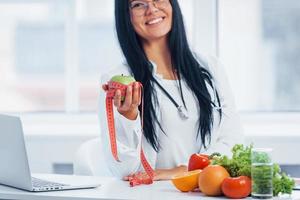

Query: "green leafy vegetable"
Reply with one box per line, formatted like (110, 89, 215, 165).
(272, 164, 295, 196)
(211, 144, 252, 177)
(211, 144, 295, 196)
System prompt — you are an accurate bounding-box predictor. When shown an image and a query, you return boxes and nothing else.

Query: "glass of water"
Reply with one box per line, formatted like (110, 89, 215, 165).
(251, 148, 273, 199)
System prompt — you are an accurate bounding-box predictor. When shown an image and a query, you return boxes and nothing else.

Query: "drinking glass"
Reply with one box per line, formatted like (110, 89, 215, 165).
(251, 148, 273, 199)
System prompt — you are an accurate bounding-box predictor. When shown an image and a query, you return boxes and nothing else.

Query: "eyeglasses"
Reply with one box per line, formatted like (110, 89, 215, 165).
(129, 0, 169, 17)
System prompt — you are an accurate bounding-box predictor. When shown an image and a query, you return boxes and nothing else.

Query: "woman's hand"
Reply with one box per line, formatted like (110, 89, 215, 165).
(123, 165, 187, 181)
(102, 82, 141, 120)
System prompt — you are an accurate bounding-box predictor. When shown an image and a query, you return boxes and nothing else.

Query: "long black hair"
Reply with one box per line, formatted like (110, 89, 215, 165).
(114, 0, 222, 152)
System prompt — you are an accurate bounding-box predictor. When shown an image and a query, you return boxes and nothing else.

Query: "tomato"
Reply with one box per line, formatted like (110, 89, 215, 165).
(188, 154, 210, 171)
(221, 176, 251, 199)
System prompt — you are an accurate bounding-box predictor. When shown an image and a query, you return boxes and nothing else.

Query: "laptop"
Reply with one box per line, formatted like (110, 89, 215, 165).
(0, 114, 100, 192)
(294, 178, 300, 190)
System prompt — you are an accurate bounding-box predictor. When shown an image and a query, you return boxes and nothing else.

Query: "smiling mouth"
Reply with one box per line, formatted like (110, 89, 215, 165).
(145, 17, 165, 25)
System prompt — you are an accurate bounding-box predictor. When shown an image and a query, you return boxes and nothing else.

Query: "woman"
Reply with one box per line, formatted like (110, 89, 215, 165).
(99, 0, 243, 180)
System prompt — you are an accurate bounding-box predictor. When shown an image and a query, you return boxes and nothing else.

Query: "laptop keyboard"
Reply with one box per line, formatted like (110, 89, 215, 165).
(32, 177, 68, 188)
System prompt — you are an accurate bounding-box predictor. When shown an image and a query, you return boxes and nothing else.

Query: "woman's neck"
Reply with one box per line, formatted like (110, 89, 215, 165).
(143, 38, 177, 80)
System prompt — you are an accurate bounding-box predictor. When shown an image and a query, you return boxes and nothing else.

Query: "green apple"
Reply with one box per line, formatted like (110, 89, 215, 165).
(110, 74, 136, 85)
(110, 74, 136, 101)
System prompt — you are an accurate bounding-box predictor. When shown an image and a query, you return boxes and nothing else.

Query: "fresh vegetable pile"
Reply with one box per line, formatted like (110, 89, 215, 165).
(211, 144, 295, 196)
(171, 144, 295, 198)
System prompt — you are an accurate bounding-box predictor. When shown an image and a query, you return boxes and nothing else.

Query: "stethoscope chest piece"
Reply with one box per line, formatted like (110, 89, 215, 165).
(177, 105, 189, 119)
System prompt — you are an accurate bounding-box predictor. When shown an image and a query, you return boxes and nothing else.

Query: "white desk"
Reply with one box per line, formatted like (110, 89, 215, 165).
(0, 174, 299, 200)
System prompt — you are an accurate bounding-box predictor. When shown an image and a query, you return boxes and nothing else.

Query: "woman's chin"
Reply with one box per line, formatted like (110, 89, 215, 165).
(144, 31, 170, 42)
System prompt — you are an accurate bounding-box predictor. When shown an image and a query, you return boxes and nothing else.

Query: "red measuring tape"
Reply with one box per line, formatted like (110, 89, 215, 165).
(105, 80, 154, 186)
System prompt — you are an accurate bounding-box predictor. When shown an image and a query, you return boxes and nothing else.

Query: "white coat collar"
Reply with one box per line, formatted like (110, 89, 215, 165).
(150, 60, 165, 80)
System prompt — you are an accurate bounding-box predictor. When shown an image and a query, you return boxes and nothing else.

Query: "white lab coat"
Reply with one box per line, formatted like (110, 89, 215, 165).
(98, 54, 244, 178)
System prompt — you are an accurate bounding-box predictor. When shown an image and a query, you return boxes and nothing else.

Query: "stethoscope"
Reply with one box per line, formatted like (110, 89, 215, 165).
(152, 77, 189, 119)
(152, 76, 224, 120)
